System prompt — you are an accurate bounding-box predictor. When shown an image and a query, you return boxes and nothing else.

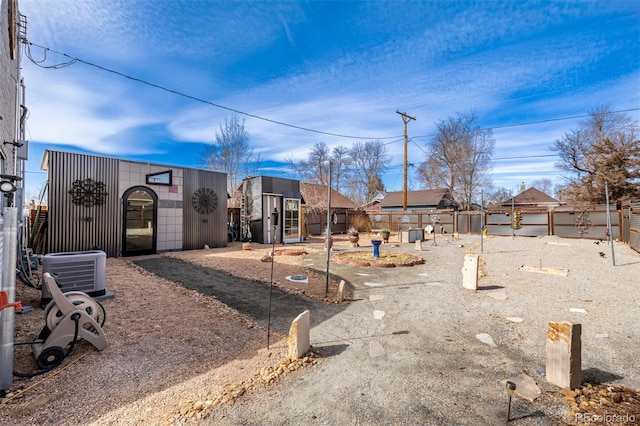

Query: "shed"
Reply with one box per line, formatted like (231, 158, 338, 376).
(241, 176, 304, 244)
(40, 150, 228, 257)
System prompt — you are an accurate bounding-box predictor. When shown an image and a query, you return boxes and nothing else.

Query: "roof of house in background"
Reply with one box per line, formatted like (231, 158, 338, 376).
(379, 189, 455, 208)
(502, 187, 562, 206)
(300, 182, 359, 209)
(362, 199, 382, 212)
(300, 182, 358, 209)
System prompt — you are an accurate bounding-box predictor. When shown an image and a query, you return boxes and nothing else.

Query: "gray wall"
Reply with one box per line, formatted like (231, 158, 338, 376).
(0, 0, 21, 209)
(46, 151, 121, 257)
(629, 203, 640, 253)
(182, 168, 227, 250)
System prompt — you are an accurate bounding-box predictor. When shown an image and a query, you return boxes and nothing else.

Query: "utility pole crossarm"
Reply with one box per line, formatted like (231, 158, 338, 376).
(396, 110, 416, 214)
(396, 110, 416, 122)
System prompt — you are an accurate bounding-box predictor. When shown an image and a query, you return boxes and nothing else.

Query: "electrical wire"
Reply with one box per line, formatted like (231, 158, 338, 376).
(23, 41, 401, 141)
(23, 41, 639, 142)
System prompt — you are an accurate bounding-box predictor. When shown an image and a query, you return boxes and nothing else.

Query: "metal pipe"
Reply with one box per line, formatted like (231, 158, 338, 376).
(511, 190, 515, 239)
(480, 190, 484, 253)
(605, 181, 616, 265)
(1, 207, 19, 391)
(325, 162, 332, 297)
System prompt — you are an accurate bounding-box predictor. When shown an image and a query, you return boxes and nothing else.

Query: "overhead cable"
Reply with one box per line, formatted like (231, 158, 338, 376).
(23, 42, 639, 141)
(23, 41, 400, 141)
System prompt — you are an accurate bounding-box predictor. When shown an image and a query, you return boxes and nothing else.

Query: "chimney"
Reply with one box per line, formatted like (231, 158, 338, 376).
(520, 182, 525, 193)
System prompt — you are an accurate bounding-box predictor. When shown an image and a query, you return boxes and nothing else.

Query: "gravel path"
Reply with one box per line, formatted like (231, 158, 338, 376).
(207, 235, 640, 425)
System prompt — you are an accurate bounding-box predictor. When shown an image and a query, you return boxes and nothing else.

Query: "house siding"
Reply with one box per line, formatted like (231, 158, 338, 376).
(46, 151, 121, 256)
(0, 0, 20, 206)
(182, 168, 227, 250)
(43, 150, 227, 256)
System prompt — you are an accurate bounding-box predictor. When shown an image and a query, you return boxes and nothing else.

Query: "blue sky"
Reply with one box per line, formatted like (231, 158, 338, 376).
(18, 0, 640, 201)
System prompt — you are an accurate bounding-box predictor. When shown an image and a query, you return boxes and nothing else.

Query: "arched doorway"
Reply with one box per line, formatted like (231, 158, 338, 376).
(122, 186, 157, 256)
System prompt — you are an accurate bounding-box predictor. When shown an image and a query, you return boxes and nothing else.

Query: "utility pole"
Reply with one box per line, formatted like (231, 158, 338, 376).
(396, 110, 416, 214)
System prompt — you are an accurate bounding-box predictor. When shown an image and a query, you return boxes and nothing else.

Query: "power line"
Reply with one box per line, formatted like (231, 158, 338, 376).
(23, 41, 401, 141)
(493, 154, 557, 160)
(410, 108, 640, 140)
(487, 108, 640, 130)
(22, 42, 639, 143)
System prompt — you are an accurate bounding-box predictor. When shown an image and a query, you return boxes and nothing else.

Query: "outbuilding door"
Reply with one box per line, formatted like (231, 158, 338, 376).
(283, 198, 301, 243)
(122, 186, 157, 256)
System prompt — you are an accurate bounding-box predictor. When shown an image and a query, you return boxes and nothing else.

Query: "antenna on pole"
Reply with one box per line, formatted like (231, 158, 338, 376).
(396, 110, 416, 214)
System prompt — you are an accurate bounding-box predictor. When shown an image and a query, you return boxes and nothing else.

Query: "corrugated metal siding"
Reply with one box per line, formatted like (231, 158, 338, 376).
(182, 168, 227, 250)
(552, 210, 621, 240)
(46, 151, 120, 257)
(630, 203, 640, 253)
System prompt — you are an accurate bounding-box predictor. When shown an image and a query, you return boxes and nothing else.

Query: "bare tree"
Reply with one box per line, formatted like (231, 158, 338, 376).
(201, 115, 261, 207)
(286, 142, 353, 192)
(417, 112, 494, 210)
(348, 140, 389, 205)
(330, 145, 352, 193)
(483, 186, 512, 207)
(552, 106, 640, 203)
(286, 142, 331, 185)
(530, 178, 554, 195)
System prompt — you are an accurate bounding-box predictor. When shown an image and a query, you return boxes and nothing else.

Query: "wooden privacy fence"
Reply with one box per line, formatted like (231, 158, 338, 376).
(301, 203, 638, 253)
(629, 202, 640, 253)
(367, 210, 456, 234)
(303, 209, 356, 236)
(363, 204, 639, 253)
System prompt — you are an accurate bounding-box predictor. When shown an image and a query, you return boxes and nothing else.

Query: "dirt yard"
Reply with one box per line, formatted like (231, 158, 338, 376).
(1, 237, 347, 425)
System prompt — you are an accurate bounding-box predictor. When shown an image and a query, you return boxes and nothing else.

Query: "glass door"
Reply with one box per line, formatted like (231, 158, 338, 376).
(122, 186, 157, 256)
(283, 198, 300, 243)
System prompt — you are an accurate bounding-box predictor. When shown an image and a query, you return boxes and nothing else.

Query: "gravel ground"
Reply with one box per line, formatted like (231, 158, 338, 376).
(208, 234, 640, 425)
(2, 234, 638, 425)
(1, 242, 340, 426)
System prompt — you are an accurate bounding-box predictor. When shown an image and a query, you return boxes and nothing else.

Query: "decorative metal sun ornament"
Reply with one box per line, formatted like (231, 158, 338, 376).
(191, 187, 218, 214)
(68, 178, 108, 207)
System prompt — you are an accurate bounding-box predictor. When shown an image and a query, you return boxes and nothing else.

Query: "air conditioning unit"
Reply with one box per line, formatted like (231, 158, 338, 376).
(41, 250, 107, 306)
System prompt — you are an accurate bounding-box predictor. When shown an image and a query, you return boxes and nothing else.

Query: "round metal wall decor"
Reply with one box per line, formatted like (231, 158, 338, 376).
(192, 187, 218, 214)
(69, 178, 108, 207)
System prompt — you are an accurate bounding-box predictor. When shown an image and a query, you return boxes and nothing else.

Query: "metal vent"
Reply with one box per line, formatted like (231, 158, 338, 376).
(41, 251, 106, 304)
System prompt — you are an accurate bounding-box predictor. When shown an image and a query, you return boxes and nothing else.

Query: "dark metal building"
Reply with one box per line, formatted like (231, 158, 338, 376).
(241, 176, 303, 244)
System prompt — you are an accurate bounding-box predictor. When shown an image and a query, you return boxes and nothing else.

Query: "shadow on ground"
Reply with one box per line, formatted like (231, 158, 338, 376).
(134, 257, 345, 334)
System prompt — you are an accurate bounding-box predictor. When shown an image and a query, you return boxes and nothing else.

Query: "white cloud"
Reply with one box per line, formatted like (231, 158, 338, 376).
(24, 64, 161, 155)
(18, 0, 638, 198)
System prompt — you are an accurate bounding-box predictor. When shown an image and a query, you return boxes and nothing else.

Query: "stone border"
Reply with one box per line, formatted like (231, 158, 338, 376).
(332, 252, 424, 267)
(274, 249, 308, 256)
